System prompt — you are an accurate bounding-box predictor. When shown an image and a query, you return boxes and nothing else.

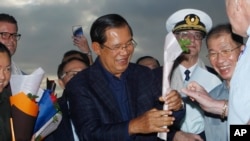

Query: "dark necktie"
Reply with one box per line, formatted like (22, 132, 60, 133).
(184, 69, 190, 81)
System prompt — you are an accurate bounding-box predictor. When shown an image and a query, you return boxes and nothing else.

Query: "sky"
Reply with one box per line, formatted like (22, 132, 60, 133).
(1, 0, 228, 94)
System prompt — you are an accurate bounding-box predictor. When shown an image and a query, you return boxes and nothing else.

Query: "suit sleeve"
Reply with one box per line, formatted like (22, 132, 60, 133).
(65, 80, 132, 141)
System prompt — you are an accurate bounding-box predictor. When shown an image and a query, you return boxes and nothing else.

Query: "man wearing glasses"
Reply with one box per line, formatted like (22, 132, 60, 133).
(65, 14, 185, 141)
(0, 13, 23, 75)
(165, 9, 222, 141)
(182, 23, 243, 141)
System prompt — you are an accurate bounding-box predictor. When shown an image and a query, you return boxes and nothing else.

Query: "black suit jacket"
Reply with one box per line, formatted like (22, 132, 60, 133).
(0, 87, 12, 141)
(65, 58, 185, 141)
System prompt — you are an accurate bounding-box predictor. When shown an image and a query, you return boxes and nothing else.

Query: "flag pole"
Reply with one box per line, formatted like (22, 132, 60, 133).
(10, 117, 16, 141)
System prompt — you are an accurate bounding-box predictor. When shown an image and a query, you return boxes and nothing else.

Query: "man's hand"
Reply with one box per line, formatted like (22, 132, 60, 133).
(159, 90, 183, 111)
(72, 35, 91, 53)
(128, 108, 175, 135)
(181, 81, 225, 114)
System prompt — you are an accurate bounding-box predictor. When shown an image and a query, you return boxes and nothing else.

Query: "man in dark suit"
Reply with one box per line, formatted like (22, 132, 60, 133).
(65, 14, 185, 141)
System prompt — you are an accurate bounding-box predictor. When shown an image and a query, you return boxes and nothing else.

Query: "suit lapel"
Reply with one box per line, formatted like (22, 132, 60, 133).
(90, 64, 123, 119)
(125, 76, 136, 118)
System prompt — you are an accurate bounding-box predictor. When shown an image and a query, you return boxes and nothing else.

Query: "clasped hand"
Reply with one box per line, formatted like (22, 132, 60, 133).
(128, 90, 183, 135)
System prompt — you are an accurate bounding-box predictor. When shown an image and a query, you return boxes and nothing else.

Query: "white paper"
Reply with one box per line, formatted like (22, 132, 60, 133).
(36, 88, 45, 103)
(34, 113, 62, 139)
(162, 32, 183, 97)
(157, 32, 183, 140)
(10, 67, 45, 97)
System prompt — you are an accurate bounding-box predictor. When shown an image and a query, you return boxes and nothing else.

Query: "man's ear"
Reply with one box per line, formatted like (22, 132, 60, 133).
(92, 42, 102, 56)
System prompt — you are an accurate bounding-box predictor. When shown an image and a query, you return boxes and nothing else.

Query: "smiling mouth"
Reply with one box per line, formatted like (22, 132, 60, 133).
(118, 58, 128, 63)
(220, 66, 228, 69)
(218, 65, 231, 72)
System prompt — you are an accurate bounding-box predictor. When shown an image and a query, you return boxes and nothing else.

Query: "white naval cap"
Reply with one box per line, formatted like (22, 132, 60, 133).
(166, 8, 212, 36)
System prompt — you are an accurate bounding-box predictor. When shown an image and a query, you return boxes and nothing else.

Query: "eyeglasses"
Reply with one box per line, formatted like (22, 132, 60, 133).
(175, 31, 204, 40)
(207, 46, 240, 60)
(0, 66, 11, 74)
(60, 70, 81, 79)
(0, 32, 21, 41)
(101, 39, 137, 51)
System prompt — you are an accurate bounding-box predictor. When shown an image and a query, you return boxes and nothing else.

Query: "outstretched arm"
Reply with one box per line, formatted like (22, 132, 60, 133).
(181, 81, 228, 116)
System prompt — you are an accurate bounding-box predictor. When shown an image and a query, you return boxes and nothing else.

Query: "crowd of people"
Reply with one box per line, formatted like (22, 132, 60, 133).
(1, 0, 250, 140)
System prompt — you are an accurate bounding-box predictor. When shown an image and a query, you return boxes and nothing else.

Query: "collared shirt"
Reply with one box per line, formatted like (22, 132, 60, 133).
(171, 60, 221, 135)
(228, 26, 250, 127)
(177, 63, 205, 134)
(102, 62, 131, 121)
(205, 81, 229, 141)
(179, 64, 196, 82)
(97, 59, 132, 141)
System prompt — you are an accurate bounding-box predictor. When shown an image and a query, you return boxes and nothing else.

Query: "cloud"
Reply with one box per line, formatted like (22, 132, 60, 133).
(0, 0, 228, 94)
(2, 0, 83, 7)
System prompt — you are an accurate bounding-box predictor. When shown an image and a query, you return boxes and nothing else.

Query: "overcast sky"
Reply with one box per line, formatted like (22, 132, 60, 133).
(1, 0, 228, 93)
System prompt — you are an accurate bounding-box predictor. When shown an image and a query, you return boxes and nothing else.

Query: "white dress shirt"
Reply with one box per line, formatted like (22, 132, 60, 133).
(171, 60, 221, 134)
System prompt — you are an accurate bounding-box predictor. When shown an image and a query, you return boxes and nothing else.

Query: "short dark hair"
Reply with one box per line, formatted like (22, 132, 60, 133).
(0, 13, 18, 31)
(206, 23, 244, 46)
(57, 57, 89, 79)
(90, 14, 133, 45)
(62, 50, 90, 66)
(0, 42, 11, 60)
(136, 56, 160, 67)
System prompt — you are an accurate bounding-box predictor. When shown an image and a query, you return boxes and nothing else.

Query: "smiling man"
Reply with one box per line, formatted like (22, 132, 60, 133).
(0, 13, 23, 74)
(181, 23, 244, 141)
(65, 14, 185, 141)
